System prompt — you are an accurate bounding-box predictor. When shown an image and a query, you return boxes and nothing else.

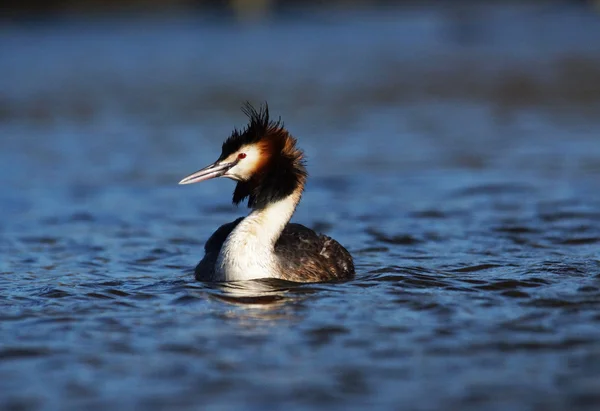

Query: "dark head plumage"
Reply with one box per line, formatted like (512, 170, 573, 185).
(219, 103, 280, 161)
(225, 102, 307, 209)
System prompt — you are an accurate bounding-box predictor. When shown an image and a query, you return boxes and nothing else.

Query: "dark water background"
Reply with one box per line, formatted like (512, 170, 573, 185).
(2, 3, 600, 410)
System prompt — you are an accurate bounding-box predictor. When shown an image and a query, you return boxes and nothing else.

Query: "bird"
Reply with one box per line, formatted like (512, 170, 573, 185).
(178, 102, 354, 283)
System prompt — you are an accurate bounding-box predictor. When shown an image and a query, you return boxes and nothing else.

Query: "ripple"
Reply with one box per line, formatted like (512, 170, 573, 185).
(168, 237, 203, 245)
(0, 347, 54, 360)
(368, 268, 453, 289)
(500, 290, 530, 298)
(39, 289, 71, 298)
(85, 292, 114, 300)
(409, 210, 448, 219)
(557, 237, 600, 245)
(526, 298, 600, 308)
(450, 263, 503, 273)
(305, 325, 350, 346)
(539, 211, 600, 222)
(69, 212, 95, 222)
(451, 183, 534, 197)
(20, 236, 59, 245)
(159, 343, 207, 357)
(170, 294, 202, 304)
(493, 225, 540, 234)
(366, 229, 423, 245)
(476, 279, 547, 290)
(355, 246, 390, 254)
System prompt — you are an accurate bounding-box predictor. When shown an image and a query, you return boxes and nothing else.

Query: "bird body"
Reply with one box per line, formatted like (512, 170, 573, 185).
(179, 103, 354, 283)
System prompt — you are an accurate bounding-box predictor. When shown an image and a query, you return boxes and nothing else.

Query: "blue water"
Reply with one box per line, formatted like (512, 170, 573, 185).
(2, 4, 600, 410)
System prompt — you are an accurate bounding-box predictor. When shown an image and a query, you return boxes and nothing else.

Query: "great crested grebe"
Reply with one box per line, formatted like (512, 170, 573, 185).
(179, 102, 354, 283)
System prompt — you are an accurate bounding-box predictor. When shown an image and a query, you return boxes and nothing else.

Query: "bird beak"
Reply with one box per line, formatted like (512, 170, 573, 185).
(178, 160, 236, 185)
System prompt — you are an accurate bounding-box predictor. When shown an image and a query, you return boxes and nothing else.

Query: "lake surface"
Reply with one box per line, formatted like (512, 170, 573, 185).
(2, 3, 600, 410)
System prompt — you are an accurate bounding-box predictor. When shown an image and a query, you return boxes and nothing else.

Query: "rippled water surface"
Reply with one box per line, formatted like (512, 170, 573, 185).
(2, 4, 600, 410)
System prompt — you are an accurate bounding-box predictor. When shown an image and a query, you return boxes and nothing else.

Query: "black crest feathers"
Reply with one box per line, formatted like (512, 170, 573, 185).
(225, 102, 307, 209)
(219, 102, 282, 160)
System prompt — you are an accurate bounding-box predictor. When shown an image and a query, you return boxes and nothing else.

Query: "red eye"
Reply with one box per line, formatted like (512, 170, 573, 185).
(238, 153, 246, 160)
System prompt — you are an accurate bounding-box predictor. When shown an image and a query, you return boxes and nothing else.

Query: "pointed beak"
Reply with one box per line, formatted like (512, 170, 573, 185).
(178, 161, 236, 185)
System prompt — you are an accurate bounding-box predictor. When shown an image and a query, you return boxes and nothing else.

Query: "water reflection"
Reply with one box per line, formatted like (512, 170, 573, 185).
(204, 279, 299, 305)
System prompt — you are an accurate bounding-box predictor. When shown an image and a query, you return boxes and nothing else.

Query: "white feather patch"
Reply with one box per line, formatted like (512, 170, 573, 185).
(215, 190, 301, 281)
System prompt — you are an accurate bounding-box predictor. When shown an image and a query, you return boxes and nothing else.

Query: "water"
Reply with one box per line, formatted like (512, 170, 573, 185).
(2, 4, 600, 410)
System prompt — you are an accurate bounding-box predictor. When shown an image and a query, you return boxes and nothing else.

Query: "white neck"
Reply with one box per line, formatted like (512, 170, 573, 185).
(216, 189, 302, 281)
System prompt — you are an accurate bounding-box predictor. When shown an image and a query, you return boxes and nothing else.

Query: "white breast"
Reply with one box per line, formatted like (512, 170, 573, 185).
(215, 191, 300, 281)
(215, 220, 280, 281)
